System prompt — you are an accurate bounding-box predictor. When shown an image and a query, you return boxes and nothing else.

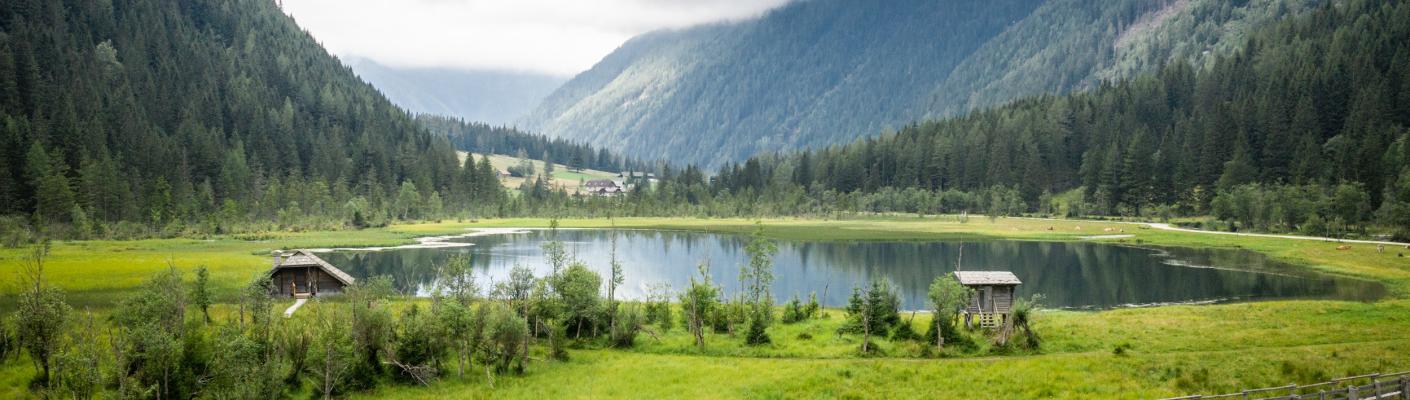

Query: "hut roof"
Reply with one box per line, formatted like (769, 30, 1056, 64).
(953, 271, 1021, 286)
(270, 250, 356, 286)
(585, 179, 620, 188)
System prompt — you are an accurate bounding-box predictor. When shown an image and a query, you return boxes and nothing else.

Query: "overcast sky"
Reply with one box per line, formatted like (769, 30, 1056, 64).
(282, 0, 792, 77)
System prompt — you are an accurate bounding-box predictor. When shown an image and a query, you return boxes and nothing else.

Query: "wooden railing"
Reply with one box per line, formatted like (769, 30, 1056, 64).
(1162, 371, 1410, 400)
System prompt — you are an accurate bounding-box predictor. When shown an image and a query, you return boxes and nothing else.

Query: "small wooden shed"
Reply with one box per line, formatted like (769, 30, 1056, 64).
(268, 250, 356, 298)
(954, 271, 1022, 329)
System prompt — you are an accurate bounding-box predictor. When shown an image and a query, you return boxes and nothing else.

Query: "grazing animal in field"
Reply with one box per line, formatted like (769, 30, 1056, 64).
(1378, 244, 1385, 253)
(1047, 226, 1054, 231)
(1336, 245, 1352, 251)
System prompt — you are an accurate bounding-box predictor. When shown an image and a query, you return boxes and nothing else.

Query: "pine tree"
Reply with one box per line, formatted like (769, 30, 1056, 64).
(26, 142, 75, 224)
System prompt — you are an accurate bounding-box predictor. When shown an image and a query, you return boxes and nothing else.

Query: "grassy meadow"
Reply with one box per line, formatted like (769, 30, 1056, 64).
(459, 152, 620, 195)
(2, 215, 1409, 398)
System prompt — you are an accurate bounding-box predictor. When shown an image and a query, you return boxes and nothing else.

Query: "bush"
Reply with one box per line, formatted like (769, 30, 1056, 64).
(781, 295, 806, 324)
(393, 304, 444, 383)
(804, 292, 820, 319)
(0, 215, 33, 247)
(890, 321, 921, 342)
(1112, 343, 1133, 356)
(744, 308, 771, 345)
(483, 303, 529, 374)
(611, 306, 643, 348)
(924, 316, 976, 353)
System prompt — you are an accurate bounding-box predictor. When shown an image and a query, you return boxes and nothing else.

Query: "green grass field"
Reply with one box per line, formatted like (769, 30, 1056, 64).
(2, 215, 1408, 398)
(460, 152, 620, 195)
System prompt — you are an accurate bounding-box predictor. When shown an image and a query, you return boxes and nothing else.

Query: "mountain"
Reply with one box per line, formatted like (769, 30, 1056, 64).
(0, 0, 487, 230)
(347, 57, 566, 126)
(702, 0, 1410, 237)
(520, 0, 1321, 168)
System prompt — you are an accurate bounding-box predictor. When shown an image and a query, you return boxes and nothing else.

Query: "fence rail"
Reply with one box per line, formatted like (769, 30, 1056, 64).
(1163, 371, 1410, 400)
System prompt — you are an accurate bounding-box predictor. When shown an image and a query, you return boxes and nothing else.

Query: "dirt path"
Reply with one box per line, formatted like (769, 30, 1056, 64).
(1144, 223, 1408, 247)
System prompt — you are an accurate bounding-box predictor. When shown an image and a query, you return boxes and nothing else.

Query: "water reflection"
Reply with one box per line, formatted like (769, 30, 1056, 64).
(319, 230, 1386, 309)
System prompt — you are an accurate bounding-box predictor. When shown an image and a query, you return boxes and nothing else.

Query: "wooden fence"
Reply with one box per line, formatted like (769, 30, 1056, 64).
(1163, 371, 1410, 400)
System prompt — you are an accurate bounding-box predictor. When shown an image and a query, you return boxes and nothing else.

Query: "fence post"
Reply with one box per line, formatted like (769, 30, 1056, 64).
(1400, 375, 1409, 400)
(1349, 384, 1357, 400)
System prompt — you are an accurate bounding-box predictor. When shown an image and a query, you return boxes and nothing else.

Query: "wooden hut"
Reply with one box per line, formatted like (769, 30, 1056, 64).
(268, 250, 356, 298)
(954, 271, 1021, 328)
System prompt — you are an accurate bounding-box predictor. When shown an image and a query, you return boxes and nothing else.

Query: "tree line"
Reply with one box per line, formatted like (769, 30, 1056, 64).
(416, 114, 648, 173)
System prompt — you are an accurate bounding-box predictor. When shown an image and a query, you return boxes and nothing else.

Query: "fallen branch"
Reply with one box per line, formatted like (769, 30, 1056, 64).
(385, 360, 437, 386)
(641, 326, 663, 342)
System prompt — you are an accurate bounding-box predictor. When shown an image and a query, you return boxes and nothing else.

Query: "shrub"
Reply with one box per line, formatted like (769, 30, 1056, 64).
(781, 295, 806, 324)
(392, 304, 444, 383)
(611, 306, 644, 348)
(744, 313, 771, 346)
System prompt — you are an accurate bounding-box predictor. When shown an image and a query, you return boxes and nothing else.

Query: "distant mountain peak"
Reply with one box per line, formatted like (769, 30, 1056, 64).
(347, 57, 567, 126)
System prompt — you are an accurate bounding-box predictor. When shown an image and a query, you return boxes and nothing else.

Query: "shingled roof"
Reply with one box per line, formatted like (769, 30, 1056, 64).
(270, 250, 356, 286)
(953, 271, 1021, 286)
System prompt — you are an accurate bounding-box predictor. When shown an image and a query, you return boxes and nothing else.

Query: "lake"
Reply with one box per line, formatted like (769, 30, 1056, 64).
(319, 229, 1386, 309)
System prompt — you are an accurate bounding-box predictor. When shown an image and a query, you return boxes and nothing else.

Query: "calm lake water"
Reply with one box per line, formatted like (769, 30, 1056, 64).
(320, 229, 1386, 309)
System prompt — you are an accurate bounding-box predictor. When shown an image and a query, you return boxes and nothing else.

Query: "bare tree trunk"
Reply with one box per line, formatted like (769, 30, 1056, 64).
(860, 289, 872, 354)
(323, 353, 334, 400)
(996, 316, 1013, 346)
(861, 310, 871, 354)
(690, 304, 704, 348)
(544, 319, 557, 359)
(522, 314, 532, 363)
(457, 340, 466, 379)
(935, 314, 944, 351)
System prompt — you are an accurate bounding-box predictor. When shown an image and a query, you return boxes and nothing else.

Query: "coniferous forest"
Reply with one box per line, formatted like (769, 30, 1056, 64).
(698, 0, 1410, 240)
(0, 0, 502, 239)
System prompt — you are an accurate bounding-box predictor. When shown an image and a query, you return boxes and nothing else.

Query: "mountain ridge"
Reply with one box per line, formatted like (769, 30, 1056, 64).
(521, 0, 1320, 168)
(346, 57, 566, 126)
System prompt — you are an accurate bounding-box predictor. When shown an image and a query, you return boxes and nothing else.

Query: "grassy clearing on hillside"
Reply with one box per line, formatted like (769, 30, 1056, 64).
(458, 152, 619, 194)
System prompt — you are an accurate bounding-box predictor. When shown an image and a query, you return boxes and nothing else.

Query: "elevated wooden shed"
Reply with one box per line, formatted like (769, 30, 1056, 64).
(954, 271, 1021, 328)
(268, 250, 355, 298)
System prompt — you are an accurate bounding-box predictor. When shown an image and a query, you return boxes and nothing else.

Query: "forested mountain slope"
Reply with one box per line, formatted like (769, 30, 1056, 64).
(0, 0, 489, 233)
(521, 0, 1321, 168)
(702, 0, 1410, 238)
(348, 57, 565, 125)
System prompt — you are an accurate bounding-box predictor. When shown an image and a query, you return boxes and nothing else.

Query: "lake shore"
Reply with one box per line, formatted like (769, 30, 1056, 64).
(2, 215, 1407, 399)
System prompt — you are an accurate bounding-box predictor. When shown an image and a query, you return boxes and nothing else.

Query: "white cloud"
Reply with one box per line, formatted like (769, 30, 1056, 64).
(282, 0, 791, 76)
